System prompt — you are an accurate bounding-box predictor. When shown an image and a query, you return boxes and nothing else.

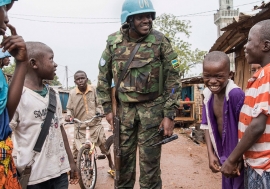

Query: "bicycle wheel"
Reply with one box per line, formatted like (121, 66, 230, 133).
(105, 134, 114, 151)
(77, 146, 97, 189)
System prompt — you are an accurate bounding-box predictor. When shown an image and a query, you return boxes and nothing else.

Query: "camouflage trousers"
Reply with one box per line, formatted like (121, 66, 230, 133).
(117, 100, 164, 189)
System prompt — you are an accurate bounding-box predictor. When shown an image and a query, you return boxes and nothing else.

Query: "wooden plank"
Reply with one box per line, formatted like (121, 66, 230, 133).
(174, 117, 195, 122)
(179, 101, 195, 104)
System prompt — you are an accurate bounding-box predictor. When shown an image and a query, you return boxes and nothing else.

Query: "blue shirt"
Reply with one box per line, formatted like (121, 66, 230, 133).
(0, 107, 12, 140)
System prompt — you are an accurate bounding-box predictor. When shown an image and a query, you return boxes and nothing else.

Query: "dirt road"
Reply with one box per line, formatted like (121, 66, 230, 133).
(66, 119, 221, 189)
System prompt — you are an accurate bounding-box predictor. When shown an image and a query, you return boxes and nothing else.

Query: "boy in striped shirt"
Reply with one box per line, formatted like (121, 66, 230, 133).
(221, 19, 270, 188)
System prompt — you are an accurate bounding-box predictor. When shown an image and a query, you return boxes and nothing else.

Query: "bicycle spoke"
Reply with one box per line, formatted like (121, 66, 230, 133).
(78, 147, 97, 189)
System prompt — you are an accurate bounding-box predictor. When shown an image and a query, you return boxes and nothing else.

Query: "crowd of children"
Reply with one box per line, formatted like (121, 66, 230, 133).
(202, 20, 270, 189)
(0, 0, 270, 189)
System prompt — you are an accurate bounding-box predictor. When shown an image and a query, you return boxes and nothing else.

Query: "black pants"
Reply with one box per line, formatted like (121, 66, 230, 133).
(27, 173, 68, 189)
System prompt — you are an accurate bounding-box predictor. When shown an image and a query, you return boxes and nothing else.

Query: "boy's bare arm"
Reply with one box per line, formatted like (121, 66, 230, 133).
(60, 125, 80, 184)
(221, 113, 267, 177)
(1, 24, 28, 120)
(205, 130, 220, 173)
(65, 96, 74, 121)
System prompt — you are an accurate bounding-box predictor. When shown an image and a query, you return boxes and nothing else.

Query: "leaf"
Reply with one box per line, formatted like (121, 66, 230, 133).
(154, 13, 207, 78)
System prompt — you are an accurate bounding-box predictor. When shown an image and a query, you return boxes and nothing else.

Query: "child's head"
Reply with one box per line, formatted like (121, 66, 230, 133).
(26, 42, 57, 81)
(250, 64, 262, 74)
(0, 0, 16, 36)
(244, 19, 270, 66)
(74, 70, 88, 91)
(203, 51, 231, 94)
(0, 49, 10, 68)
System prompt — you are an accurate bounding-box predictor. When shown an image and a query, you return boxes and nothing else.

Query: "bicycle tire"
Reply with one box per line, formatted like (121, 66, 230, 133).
(105, 135, 114, 151)
(77, 146, 97, 189)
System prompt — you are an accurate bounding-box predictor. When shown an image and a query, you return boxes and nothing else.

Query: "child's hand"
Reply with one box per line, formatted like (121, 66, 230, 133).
(69, 163, 80, 185)
(234, 157, 244, 177)
(221, 158, 239, 178)
(65, 115, 73, 122)
(1, 24, 28, 63)
(208, 153, 221, 173)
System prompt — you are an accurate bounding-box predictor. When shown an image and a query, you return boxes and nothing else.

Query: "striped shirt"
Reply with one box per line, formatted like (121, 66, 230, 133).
(238, 63, 270, 175)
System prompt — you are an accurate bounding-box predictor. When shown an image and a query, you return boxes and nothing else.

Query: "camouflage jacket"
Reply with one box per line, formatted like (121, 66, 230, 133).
(97, 28, 181, 118)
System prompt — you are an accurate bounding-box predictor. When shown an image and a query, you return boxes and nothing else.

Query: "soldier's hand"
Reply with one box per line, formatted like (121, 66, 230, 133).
(106, 112, 113, 128)
(159, 117, 174, 136)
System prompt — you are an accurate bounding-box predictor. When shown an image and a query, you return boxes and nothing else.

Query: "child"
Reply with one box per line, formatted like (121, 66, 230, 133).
(0, 48, 11, 69)
(10, 42, 79, 188)
(221, 19, 270, 188)
(201, 51, 245, 189)
(0, 0, 29, 188)
(250, 64, 262, 74)
(65, 70, 114, 175)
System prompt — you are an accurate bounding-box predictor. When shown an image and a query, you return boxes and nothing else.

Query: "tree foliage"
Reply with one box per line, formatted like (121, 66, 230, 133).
(154, 13, 207, 77)
(2, 62, 15, 75)
(50, 75, 62, 86)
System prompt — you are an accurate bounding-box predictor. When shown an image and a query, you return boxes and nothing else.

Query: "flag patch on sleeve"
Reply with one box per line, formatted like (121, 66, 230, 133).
(171, 59, 180, 69)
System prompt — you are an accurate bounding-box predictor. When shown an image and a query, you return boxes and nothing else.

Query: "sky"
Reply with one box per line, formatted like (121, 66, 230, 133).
(6, 0, 264, 87)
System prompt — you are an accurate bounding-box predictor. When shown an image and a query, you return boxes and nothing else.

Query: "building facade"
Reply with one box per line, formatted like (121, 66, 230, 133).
(214, 0, 239, 71)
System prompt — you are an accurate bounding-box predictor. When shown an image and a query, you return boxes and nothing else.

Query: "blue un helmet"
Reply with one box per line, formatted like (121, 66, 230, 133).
(0, 48, 11, 59)
(121, 0, 156, 24)
(0, 0, 12, 6)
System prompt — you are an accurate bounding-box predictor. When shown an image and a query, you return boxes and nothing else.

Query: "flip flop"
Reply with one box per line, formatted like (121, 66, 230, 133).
(107, 169, 115, 177)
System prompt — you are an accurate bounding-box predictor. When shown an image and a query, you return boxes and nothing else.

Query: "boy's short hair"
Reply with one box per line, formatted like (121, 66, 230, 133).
(26, 41, 48, 60)
(256, 19, 270, 42)
(74, 70, 87, 78)
(204, 51, 230, 71)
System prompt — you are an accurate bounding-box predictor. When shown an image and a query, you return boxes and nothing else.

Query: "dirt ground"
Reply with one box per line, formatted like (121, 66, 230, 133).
(66, 118, 221, 189)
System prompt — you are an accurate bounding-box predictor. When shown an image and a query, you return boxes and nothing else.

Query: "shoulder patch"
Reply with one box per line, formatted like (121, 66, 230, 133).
(100, 58, 106, 67)
(171, 59, 180, 69)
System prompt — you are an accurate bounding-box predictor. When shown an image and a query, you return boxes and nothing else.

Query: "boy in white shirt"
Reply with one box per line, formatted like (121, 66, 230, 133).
(10, 42, 79, 188)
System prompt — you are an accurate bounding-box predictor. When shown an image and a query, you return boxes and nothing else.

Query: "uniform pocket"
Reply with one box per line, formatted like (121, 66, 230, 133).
(119, 58, 161, 94)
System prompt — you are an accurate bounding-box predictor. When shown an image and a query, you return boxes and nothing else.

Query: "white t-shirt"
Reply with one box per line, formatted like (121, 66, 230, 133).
(10, 87, 70, 185)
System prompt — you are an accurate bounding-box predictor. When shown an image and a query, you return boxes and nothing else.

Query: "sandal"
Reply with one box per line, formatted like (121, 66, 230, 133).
(107, 169, 115, 177)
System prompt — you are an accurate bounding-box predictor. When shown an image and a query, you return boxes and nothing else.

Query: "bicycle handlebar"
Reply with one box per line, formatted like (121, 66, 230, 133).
(64, 113, 105, 126)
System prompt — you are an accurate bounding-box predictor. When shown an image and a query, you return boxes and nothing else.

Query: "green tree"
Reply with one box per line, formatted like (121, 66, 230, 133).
(2, 62, 15, 75)
(87, 79, 91, 85)
(154, 13, 207, 78)
(50, 75, 62, 86)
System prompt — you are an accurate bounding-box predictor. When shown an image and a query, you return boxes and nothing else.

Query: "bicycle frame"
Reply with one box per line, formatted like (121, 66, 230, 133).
(64, 113, 105, 189)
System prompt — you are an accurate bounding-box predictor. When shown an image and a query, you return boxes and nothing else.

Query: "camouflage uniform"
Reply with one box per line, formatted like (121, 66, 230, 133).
(97, 27, 181, 189)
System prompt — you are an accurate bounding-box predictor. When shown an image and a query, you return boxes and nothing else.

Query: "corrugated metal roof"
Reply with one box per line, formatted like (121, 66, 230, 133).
(181, 76, 204, 84)
(210, 1, 270, 53)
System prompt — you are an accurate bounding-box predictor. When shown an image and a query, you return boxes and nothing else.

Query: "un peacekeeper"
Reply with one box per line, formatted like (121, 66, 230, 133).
(97, 0, 181, 188)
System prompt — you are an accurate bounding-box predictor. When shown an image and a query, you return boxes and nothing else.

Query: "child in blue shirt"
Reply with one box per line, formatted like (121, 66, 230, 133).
(0, 0, 29, 188)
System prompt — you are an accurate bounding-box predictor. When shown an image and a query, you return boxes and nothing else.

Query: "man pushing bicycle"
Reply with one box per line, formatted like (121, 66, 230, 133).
(65, 70, 114, 175)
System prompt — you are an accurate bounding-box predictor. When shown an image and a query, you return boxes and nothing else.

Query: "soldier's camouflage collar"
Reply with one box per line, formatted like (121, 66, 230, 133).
(120, 26, 152, 43)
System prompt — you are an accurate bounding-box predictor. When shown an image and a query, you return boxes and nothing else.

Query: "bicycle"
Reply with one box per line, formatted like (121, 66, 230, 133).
(64, 113, 106, 189)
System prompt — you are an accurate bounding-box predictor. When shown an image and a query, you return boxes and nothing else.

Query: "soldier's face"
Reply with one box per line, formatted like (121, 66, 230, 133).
(133, 13, 152, 36)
